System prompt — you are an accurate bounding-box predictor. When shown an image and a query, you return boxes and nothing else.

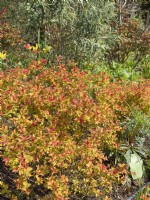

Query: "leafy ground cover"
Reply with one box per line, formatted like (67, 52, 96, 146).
(0, 1, 150, 200)
(0, 61, 150, 199)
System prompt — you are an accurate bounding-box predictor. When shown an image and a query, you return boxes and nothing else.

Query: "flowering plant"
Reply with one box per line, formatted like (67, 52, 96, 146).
(0, 62, 149, 199)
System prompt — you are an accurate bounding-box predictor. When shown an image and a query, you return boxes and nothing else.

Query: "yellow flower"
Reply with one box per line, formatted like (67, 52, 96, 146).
(43, 45, 51, 53)
(0, 52, 6, 60)
(32, 43, 39, 52)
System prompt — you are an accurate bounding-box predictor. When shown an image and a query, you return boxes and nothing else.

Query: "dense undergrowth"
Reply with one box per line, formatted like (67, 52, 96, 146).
(0, 62, 150, 199)
(0, 1, 150, 200)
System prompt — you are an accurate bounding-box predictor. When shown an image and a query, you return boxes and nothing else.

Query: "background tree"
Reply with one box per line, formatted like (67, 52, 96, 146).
(105, 0, 150, 78)
(1, 0, 116, 65)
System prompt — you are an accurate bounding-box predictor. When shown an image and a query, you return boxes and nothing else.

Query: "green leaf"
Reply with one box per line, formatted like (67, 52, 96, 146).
(129, 153, 144, 180)
(125, 149, 132, 164)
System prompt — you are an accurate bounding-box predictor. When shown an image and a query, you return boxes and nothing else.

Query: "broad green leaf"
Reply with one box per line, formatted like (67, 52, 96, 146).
(129, 153, 144, 180)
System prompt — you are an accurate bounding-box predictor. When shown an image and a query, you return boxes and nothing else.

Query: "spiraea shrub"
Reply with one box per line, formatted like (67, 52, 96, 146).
(0, 61, 150, 200)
